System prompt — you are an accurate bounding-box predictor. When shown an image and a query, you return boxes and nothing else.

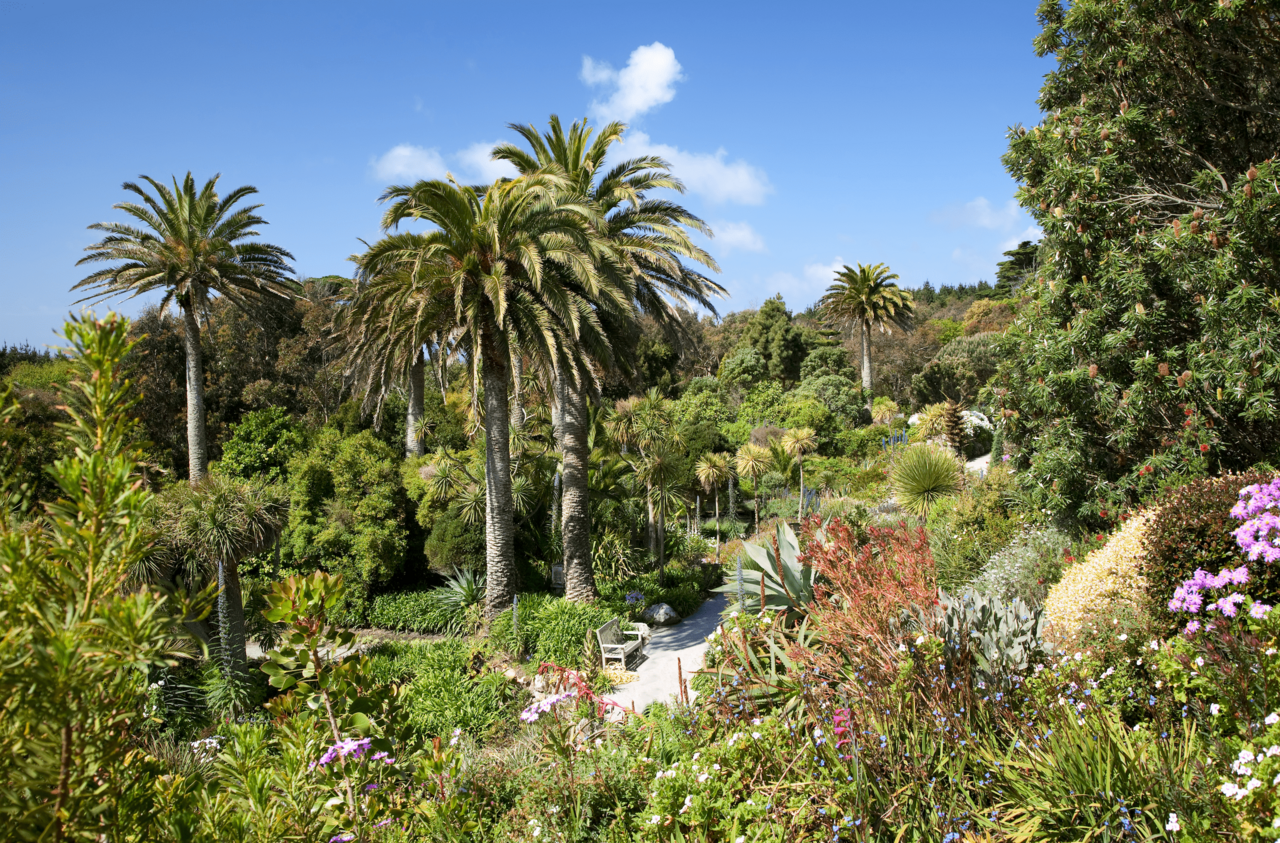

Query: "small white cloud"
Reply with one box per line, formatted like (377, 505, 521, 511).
(456, 141, 518, 183)
(932, 197, 1023, 231)
(999, 225, 1043, 252)
(625, 130, 771, 205)
(371, 144, 447, 182)
(712, 221, 766, 254)
(803, 257, 847, 287)
(582, 42, 683, 122)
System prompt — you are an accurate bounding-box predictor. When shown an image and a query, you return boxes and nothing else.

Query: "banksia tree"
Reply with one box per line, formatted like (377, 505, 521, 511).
(941, 400, 966, 456)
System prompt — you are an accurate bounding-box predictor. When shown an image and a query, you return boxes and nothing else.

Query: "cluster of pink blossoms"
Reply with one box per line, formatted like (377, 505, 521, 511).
(1233, 478, 1280, 564)
(1169, 564, 1272, 634)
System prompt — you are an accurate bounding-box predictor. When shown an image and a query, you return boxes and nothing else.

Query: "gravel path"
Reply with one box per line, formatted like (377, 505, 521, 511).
(605, 593, 728, 714)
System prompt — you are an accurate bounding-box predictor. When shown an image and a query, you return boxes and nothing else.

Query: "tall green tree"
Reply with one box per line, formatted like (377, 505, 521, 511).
(359, 174, 622, 618)
(819, 263, 915, 405)
(694, 452, 732, 563)
(73, 173, 295, 483)
(993, 240, 1038, 298)
(735, 295, 807, 385)
(493, 115, 722, 603)
(994, 0, 1280, 523)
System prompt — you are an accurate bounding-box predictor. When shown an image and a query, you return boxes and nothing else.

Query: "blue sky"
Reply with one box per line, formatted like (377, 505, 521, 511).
(0, 0, 1051, 346)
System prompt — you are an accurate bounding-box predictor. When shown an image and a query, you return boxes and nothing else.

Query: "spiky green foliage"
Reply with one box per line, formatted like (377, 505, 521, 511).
(892, 443, 963, 518)
(73, 173, 295, 481)
(0, 314, 194, 840)
(715, 520, 819, 625)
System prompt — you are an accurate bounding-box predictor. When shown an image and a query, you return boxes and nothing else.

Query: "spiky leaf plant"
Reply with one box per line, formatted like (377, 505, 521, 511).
(892, 443, 963, 518)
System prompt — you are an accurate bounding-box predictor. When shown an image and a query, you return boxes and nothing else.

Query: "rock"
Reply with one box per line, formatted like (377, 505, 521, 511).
(502, 668, 518, 683)
(642, 603, 682, 626)
(532, 674, 547, 693)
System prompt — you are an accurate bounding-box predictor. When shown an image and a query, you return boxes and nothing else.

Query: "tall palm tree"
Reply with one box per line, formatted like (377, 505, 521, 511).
(734, 443, 771, 537)
(74, 173, 295, 483)
(819, 263, 914, 407)
(493, 116, 723, 603)
(781, 427, 819, 520)
(359, 174, 623, 619)
(694, 452, 732, 563)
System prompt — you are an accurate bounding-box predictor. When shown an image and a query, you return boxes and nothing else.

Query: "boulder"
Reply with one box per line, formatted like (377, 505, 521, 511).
(642, 602, 682, 626)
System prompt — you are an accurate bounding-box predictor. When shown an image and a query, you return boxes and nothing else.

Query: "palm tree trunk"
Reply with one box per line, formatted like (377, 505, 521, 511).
(560, 371, 595, 603)
(645, 489, 655, 560)
(797, 462, 805, 521)
(714, 492, 721, 564)
(656, 501, 667, 584)
(406, 347, 426, 458)
(480, 343, 515, 620)
(217, 558, 247, 679)
(510, 354, 525, 435)
(180, 303, 209, 483)
(861, 319, 873, 411)
(753, 488, 760, 537)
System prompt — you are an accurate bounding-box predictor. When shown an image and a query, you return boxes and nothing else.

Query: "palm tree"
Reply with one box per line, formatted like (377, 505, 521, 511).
(694, 452, 732, 563)
(607, 389, 683, 570)
(493, 116, 723, 603)
(360, 174, 621, 619)
(74, 173, 295, 483)
(819, 263, 914, 408)
(151, 475, 288, 682)
(781, 427, 818, 520)
(734, 443, 771, 537)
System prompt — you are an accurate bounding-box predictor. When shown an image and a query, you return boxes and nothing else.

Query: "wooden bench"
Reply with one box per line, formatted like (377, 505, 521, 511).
(595, 617, 644, 669)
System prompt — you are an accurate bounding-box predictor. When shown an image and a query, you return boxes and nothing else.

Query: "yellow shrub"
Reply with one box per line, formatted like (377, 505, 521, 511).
(1043, 510, 1155, 645)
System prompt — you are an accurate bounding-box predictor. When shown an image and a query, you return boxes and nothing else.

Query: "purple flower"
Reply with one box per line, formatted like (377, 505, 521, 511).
(520, 689, 578, 723)
(1184, 620, 1202, 635)
(1251, 602, 1273, 619)
(330, 835, 355, 843)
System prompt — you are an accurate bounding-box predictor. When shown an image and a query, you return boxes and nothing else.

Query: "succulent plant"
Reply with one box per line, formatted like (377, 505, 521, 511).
(715, 520, 820, 624)
(904, 588, 1046, 689)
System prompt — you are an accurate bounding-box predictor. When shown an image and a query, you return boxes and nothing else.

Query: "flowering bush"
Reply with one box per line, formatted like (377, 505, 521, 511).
(970, 526, 1073, 605)
(1142, 471, 1274, 631)
(1044, 511, 1154, 646)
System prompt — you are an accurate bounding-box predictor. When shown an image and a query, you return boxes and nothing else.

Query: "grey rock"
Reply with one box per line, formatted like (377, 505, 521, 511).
(641, 603, 682, 626)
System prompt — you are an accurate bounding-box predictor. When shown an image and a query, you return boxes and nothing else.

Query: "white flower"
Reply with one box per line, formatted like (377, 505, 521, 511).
(1165, 813, 1180, 832)
(679, 795, 694, 814)
(649, 816, 661, 825)
(712, 763, 721, 770)
(737, 838, 746, 843)
(1210, 703, 1221, 715)
(1195, 657, 1205, 667)
(1266, 713, 1279, 726)
(1118, 633, 1128, 641)
(1240, 750, 1256, 764)
(1074, 652, 1083, 661)
(915, 635, 925, 645)
(697, 773, 710, 783)
(1149, 639, 1160, 651)
(898, 643, 907, 652)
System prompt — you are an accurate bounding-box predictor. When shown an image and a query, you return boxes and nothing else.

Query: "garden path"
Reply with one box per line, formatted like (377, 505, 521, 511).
(606, 593, 728, 715)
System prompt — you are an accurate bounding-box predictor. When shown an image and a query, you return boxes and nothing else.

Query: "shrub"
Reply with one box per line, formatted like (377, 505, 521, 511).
(835, 424, 891, 461)
(891, 443, 963, 518)
(926, 465, 1024, 591)
(217, 406, 307, 483)
(1043, 511, 1154, 645)
(489, 594, 614, 669)
(423, 509, 486, 574)
(970, 527, 1073, 606)
(362, 641, 519, 740)
(366, 574, 483, 636)
(1142, 471, 1274, 631)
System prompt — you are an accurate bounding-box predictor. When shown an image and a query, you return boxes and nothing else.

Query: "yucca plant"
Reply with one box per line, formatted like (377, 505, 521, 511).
(891, 443, 963, 518)
(714, 520, 820, 624)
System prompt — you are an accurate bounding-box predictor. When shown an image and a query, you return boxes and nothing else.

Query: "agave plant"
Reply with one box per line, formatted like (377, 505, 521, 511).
(891, 443, 963, 518)
(714, 520, 821, 625)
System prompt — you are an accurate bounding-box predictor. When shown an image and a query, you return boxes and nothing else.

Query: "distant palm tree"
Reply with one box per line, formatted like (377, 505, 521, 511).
(494, 116, 722, 603)
(608, 389, 682, 572)
(695, 452, 733, 563)
(361, 174, 620, 619)
(74, 173, 295, 482)
(781, 427, 818, 520)
(734, 443, 771, 536)
(819, 263, 914, 408)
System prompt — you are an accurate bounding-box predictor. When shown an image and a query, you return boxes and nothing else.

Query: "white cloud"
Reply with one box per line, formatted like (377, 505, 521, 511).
(803, 257, 847, 287)
(932, 197, 1023, 231)
(582, 42, 683, 122)
(370, 141, 518, 184)
(625, 130, 771, 205)
(712, 220, 766, 254)
(371, 144, 448, 182)
(1000, 224, 1043, 252)
(456, 141, 518, 183)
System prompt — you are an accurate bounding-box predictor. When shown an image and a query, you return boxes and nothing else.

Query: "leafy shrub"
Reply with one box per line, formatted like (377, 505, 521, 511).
(835, 423, 891, 461)
(891, 443, 963, 517)
(932, 588, 1046, 690)
(598, 561, 717, 622)
(423, 508, 486, 574)
(362, 641, 520, 740)
(970, 527, 1073, 606)
(1142, 471, 1273, 631)
(367, 588, 465, 634)
(819, 497, 871, 525)
(217, 406, 307, 483)
(926, 465, 1025, 591)
(910, 332, 1000, 408)
(1043, 511, 1154, 646)
(489, 594, 614, 669)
